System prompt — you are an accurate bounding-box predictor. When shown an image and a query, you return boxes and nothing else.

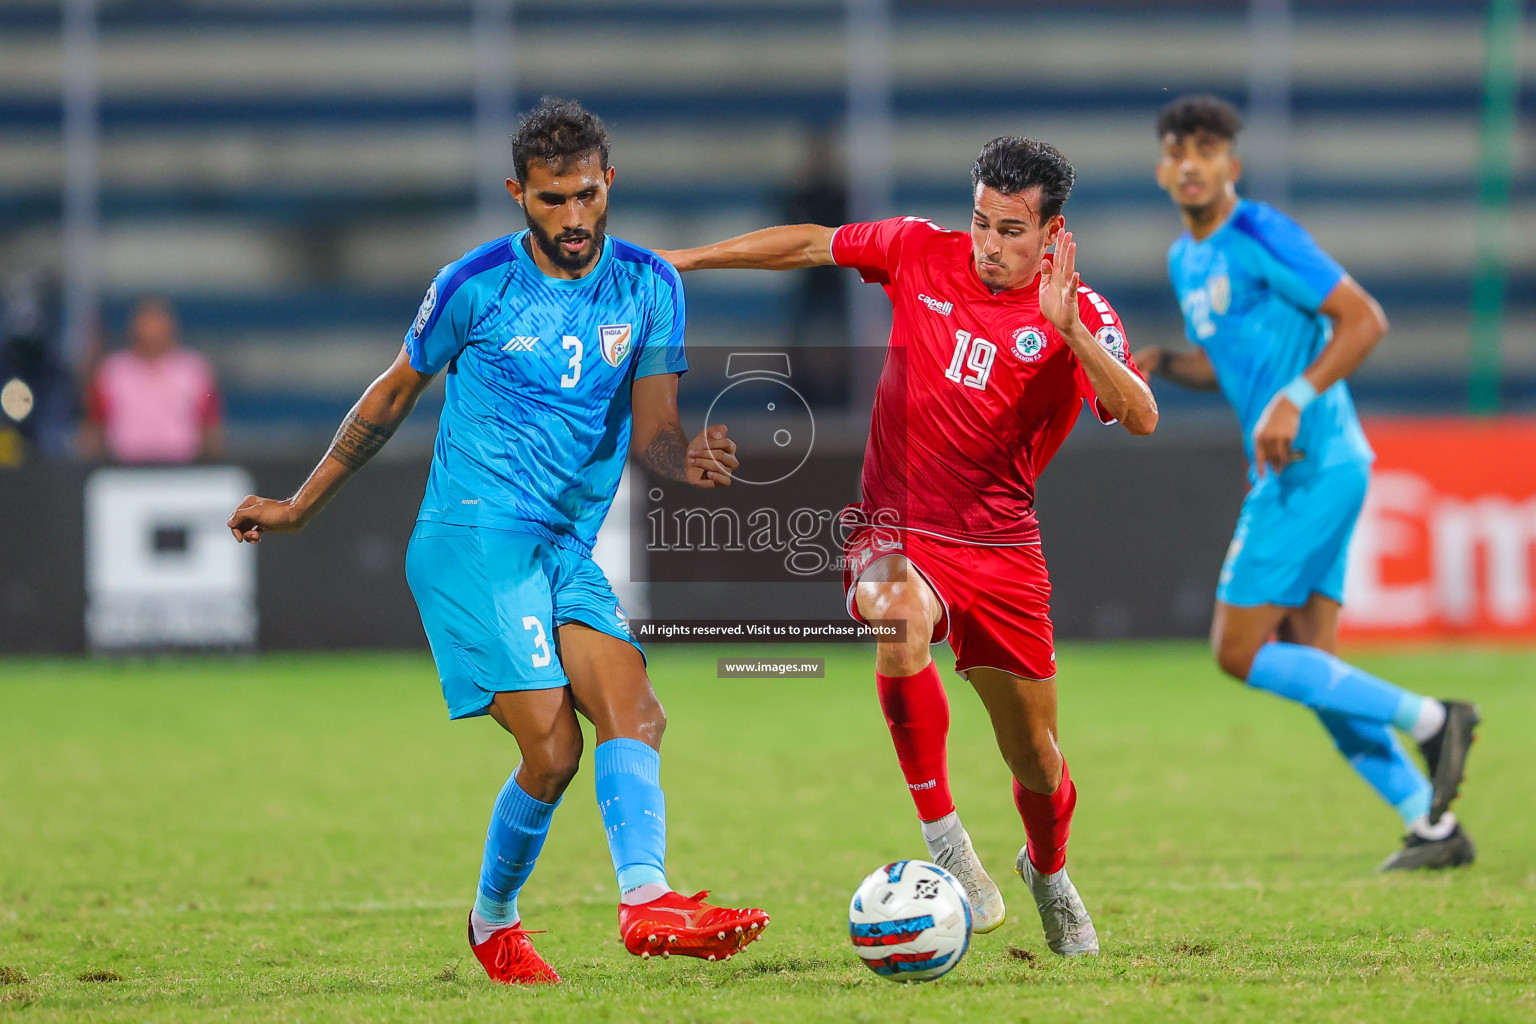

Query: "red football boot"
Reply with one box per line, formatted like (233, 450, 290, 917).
(468, 916, 561, 984)
(619, 889, 770, 962)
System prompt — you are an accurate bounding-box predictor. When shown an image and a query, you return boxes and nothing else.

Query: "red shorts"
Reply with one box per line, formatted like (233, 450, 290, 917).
(842, 524, 1056, 680)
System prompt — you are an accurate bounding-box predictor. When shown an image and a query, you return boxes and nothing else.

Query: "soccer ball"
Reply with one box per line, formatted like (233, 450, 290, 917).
(848, 859, 972, 982)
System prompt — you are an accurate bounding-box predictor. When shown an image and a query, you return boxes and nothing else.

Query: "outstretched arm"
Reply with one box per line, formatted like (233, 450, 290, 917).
(630, 373, 738, 488)
(227, 345, 436, 542)
(1132, 345, 1220, 390)
(655, 224, 838, 273)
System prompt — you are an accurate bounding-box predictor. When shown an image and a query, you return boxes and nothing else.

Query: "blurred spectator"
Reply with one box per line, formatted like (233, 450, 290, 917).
(0, 272, 74, 461)
(780, 128, 849, 347)
(778, 128, 851, 406)
(81, 297, 224, 464)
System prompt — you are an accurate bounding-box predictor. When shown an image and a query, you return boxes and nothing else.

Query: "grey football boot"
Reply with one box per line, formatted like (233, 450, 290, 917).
(1015, 848, 1099, 956)
(926, 825, 1006, 933)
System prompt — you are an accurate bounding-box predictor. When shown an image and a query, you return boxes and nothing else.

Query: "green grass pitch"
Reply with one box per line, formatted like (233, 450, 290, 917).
(1, 643, 1533, 1022)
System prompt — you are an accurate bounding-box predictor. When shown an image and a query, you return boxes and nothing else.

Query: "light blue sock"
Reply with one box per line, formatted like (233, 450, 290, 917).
(594, 738, 668, 894)
(474, 767, 559, 926)
(1248, 642, 1430, 730)
(1316, 711, 1433, 826)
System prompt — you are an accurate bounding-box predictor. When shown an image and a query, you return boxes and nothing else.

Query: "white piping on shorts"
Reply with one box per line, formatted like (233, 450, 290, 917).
(957, 664, 1056, 683)
(845, 549, 953, 646)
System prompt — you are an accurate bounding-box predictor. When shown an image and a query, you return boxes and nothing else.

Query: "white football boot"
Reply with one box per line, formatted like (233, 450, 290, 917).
(1015, 847, 1099, 956)
(926, 826, 1006, 933)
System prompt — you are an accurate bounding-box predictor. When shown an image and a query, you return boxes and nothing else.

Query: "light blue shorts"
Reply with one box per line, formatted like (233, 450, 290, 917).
(405, 521, 642, 720)
(1217, 459, 1371, 609)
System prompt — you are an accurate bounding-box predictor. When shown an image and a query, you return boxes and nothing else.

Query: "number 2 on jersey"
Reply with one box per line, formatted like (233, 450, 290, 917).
(560, 335, 583, 388)
(945, 329, 995, 390)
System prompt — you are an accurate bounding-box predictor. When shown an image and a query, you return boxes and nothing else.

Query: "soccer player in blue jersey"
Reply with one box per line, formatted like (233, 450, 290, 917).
(226, 99, 769, 982)
(1134, 96, 1479, 871)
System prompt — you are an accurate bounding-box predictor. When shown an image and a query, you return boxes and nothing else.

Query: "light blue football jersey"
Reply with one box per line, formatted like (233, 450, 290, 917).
(404, 230, 687, 555)
(1168, 199, 1373, 478)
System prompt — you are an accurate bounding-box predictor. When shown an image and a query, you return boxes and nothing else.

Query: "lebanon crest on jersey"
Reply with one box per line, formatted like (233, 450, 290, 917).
(1012, 325, 1047, 363)
(600, 323, 633, 367)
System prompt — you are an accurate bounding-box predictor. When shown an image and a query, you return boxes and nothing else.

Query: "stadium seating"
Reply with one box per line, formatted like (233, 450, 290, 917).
(1, 0, 1531, 446)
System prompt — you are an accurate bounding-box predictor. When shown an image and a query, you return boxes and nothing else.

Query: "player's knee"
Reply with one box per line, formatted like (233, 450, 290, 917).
(860, 579, 931, 627)
(875, 632, 931, 676)
(609, 687, 666, 748)
(1213, 635, 1259, 681)
(1009, 744, 1063, 794)
(634, 693, 667, 748)
(521, 739, 583, 801)
(861, 595, 932, 674)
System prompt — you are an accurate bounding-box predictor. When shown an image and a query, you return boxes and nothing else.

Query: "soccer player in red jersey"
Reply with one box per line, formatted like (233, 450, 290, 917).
(660, 138, 1156, 955)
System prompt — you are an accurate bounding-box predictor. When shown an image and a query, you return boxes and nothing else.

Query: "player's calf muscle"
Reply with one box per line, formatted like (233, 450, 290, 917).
(971, 671, 1063, 792)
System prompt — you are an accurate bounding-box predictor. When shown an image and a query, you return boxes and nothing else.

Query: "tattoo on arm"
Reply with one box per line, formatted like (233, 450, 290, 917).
(637, 424, 689, 483)
(327, 411, 396, 471)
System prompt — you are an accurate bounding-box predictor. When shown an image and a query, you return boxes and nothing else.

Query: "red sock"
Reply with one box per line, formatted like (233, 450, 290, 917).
(875, 663, 954, 821)
(1012, 759, 1076, 874)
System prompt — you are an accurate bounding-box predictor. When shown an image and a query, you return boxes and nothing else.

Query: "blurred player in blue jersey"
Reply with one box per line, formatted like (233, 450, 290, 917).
(1134, 96, 1479, 871)
(226, 99, 769, 982)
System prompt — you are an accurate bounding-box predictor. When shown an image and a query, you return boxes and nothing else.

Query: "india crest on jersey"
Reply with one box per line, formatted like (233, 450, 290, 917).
(600, 323, 633, 367)
(1207, 272, 1231, 316)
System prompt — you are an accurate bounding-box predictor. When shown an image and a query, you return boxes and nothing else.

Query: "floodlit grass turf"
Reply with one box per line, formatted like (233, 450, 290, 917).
(0, 644, 1532, 1023)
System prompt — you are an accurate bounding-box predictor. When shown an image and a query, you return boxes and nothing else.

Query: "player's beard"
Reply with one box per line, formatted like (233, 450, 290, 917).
(525, 210, 608, 273)
(1179, 197, 1225, 232)
(1175, 178, 1227, 227)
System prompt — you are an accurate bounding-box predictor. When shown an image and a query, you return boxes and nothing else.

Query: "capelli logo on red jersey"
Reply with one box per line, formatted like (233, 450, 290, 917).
(918, 294, 953, 317)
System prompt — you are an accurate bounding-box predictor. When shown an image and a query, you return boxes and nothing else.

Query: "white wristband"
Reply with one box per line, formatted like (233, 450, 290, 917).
(1279, 376, 1319, 411)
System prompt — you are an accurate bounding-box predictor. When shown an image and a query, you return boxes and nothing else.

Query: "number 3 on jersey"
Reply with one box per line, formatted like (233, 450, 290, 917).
(945, 329, 995, 390)
(522, 615, 553, 668)
(560, 335, 583, 388)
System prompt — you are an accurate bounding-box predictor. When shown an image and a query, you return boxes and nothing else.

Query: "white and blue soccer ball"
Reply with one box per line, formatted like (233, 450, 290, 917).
(848, 859, 972, 982)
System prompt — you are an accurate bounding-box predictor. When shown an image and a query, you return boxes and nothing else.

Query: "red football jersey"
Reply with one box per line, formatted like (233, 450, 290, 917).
(833, 216, 1140, 546)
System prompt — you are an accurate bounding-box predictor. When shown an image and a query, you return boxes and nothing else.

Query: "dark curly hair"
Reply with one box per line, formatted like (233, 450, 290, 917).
(1155, 95, 1243, 143)
(511, 97, 610, 182)
(971, 137, 1075, 224)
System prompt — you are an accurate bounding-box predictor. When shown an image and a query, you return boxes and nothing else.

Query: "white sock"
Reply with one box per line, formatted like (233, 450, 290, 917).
(469, 908, 516, 945)
(921, 811, 961, 848)
(1409, 811, 1458, 841)
(1408, 699, 1447, 743)
(1024, 858, 1067, 888)
(620, 881, 672, 906)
